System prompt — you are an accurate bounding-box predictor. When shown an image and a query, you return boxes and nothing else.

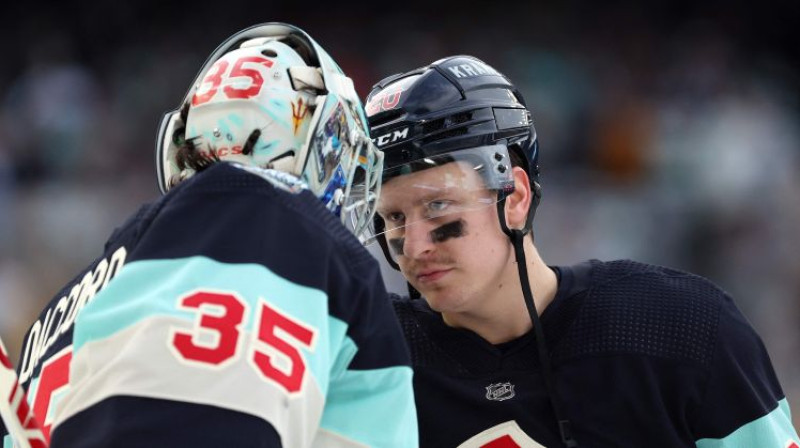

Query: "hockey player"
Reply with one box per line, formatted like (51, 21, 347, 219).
(365, 55, 799, 447)
(0, 23, 417, 448)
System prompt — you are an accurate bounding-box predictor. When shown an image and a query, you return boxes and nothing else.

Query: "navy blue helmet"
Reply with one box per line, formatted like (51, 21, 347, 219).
(366, 55, 541, 229)
(366, 56, 541, 270)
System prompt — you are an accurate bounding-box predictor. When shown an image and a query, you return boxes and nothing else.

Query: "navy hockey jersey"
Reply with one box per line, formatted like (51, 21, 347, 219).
(1, 162, 417, 448)
(393, 259, 798, 447)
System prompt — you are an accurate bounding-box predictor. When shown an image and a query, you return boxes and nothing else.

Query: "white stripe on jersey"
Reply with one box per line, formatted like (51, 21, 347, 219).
(54, 316, 327, 448)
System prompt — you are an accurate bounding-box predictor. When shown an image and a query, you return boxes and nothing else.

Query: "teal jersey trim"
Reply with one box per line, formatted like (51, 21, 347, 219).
(321, 364, 417, 447)
(72, 256, 333, 390)
(696, 398, 798, 447)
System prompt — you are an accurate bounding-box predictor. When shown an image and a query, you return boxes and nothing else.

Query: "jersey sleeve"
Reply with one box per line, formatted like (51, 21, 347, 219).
(45, 168, 418, 448)
(313, 249, 418, 448)
(693, 293, 799, 447)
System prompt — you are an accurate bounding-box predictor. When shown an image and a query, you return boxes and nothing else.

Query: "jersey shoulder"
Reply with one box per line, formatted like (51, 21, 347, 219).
(559, 259, 730, 367)
(164, 162, 372, 267)
(156, 162, 385, 329)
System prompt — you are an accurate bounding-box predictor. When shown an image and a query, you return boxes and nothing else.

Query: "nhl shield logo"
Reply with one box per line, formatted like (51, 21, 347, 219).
(485, 382, 515, 401)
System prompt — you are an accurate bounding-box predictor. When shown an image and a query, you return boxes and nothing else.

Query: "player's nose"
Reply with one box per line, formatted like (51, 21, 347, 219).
(402, 221, 436, 259)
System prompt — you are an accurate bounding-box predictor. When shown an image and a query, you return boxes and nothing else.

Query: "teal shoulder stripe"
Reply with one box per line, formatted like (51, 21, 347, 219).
(321, 365, 417, 447)
(696, 398, 799, 447)
(73, 256, 337, 386)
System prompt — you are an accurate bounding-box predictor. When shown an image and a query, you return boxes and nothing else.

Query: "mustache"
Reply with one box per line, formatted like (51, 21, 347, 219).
(402, 254, 458, 274)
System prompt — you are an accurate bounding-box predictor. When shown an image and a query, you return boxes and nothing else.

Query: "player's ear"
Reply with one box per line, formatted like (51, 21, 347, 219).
(504, 167, 532, 230)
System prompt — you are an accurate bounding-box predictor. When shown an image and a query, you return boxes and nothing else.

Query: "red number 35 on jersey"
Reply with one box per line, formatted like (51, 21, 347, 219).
(169, 290, 316, 394)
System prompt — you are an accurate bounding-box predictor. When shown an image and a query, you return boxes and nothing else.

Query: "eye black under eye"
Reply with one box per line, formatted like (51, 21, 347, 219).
(388, 238, 404, 255)
(430, 219, 466, 243)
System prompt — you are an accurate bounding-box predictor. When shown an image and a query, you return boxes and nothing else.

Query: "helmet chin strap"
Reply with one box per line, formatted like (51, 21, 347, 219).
(496, 196, 579, 448)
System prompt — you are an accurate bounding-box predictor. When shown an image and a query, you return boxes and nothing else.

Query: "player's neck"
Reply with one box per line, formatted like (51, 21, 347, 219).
(442, 241, 557, 345)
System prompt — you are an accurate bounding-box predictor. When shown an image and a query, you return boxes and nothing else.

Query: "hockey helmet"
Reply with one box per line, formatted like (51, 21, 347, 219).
(366, 55, 540, 267)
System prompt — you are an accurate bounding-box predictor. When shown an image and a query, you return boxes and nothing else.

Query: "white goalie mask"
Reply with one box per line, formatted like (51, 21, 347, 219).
(155, 22, 382, 240)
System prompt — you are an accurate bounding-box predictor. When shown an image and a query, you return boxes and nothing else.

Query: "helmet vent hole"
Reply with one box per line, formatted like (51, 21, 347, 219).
(448, 112, 472, 125)
(421, 118, 445, 134)
(261, 49, 278, 57)
(369, 109, 404, 127)
(421, 127, 468, 144)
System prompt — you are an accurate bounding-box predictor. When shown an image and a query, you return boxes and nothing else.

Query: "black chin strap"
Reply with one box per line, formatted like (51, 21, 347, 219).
(498, 199, 578, 448)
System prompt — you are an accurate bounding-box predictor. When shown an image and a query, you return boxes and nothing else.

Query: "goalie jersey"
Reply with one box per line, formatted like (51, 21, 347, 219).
(393, 260, 799, 447)
(1, 162, 417, 448)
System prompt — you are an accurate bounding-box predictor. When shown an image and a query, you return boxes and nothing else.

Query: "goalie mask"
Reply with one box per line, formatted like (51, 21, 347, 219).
(155, 22, 382, 239)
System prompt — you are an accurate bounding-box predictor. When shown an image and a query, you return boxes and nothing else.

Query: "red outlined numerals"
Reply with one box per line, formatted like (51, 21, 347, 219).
(192, 60, 229, 106)
(192, 56, 275, 106)
(251, 301, 316, 393)
(482, 435, 521, 448)
(170, 291, 247, 368)
(169, 290, 317, 394)
(365, 87, 404, 116)
(224, 56, 274, 99)
(31, 346, 72, 442)
(458, 421, 545, 448)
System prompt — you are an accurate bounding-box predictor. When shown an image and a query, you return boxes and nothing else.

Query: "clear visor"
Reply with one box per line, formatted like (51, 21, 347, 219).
(365, 145, 514, 262)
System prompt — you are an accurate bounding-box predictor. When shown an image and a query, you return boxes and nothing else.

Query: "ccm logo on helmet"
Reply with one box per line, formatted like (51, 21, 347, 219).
(372, 127, 409, 147)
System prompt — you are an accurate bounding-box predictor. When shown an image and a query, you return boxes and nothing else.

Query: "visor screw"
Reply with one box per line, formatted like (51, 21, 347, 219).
(213, 128, 221, 138)
(498, 164, 507, 173)
(401, 149, 411, 160)
(494, 152, 505, 161)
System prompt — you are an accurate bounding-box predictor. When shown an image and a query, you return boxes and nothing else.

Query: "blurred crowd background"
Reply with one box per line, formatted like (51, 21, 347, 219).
(1, 0, 798, 430)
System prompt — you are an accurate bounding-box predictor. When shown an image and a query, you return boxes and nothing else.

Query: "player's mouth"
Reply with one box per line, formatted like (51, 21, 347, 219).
(416, 268, 453, 284)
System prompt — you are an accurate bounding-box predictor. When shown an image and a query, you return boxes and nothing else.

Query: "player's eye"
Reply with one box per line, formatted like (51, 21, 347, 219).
(426, 200, 453, 217)
(383, 211, 405, 224)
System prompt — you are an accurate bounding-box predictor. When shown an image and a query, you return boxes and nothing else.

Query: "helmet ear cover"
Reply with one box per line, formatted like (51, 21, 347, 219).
(506, 138, 541, 232)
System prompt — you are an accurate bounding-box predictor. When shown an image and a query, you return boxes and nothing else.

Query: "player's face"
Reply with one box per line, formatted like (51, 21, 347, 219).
(378, 162, 513, 314)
